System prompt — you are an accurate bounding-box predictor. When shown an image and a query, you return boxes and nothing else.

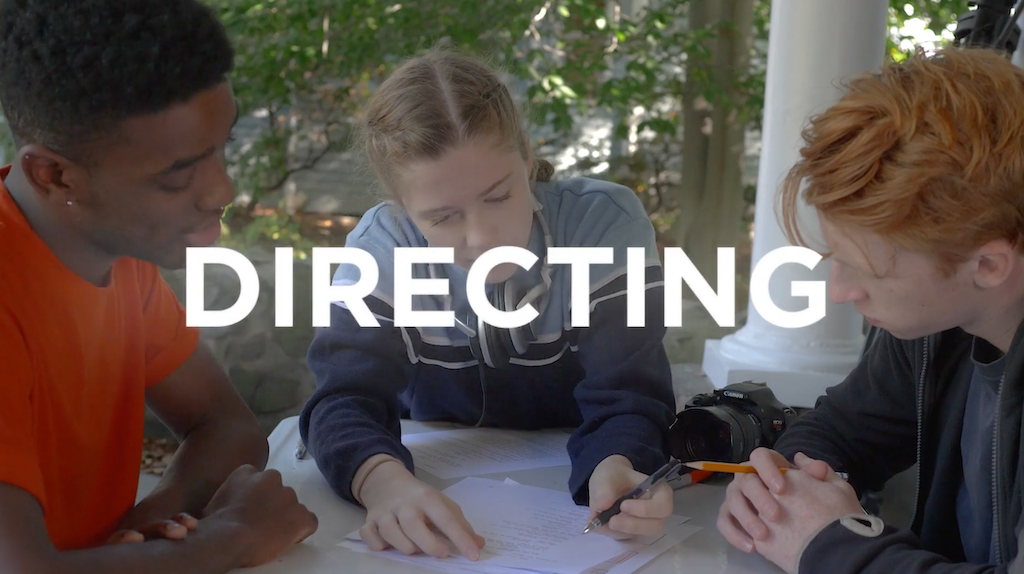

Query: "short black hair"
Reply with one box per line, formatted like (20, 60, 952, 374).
(0, 0, 235, 157)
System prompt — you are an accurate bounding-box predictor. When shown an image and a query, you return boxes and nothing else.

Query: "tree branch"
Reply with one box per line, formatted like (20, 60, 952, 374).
(262, 121, 339, 192)
(266, 106, 279, 132)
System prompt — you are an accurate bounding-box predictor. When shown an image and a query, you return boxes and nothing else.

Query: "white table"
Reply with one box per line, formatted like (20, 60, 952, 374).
(238, 416, 784, 574)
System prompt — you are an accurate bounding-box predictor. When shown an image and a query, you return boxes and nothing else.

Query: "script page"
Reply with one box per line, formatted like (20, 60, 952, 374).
(402, 428, 571, 479)
(339, 477, 698, 574)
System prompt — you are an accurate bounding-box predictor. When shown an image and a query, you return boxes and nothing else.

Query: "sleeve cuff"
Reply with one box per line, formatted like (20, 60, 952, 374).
(308, 434, 415, 507)
(144, 327, 200, 388)
(797, 514, 892, 574)
(567, 413, 669, 505)
(351, 453, 406, 505)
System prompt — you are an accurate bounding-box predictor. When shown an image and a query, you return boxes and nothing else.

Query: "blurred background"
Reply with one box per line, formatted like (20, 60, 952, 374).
(0, 1, 968, 479)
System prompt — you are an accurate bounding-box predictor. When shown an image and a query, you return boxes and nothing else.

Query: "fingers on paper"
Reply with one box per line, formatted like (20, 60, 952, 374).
(423, 499, 484, 561)
(399, 508, 451, 559)
(377, 513, 419, 556)
(360, 521, 390, 552)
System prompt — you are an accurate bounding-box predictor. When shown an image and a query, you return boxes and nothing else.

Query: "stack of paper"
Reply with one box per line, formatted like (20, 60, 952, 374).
(400, 427, 572, 479)
(338, 477, 700, 574)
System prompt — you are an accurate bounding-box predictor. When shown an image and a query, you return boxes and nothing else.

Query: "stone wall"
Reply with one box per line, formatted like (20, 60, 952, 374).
(153, 246, 317, 439)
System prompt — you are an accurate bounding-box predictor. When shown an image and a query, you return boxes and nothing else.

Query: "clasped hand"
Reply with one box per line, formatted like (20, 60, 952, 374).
(717, 448, 866, 574)
(107, 465, 318, 568)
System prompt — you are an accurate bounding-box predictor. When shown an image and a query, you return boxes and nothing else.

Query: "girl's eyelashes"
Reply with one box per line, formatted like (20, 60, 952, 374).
(428, 190, 511, 226)
(485, 190, 512, 203)
(431, 212, 455, 226)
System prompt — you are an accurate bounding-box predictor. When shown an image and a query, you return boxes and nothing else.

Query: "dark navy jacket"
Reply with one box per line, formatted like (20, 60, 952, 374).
(776, 323, 1024, 572)
(299, 177, 677, 506)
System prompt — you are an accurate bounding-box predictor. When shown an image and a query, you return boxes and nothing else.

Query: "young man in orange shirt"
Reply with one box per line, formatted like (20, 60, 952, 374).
(0, 1, 317, 573)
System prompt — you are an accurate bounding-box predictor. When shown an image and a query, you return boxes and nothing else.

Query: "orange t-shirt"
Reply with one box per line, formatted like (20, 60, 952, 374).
(0, 166, 199, 550)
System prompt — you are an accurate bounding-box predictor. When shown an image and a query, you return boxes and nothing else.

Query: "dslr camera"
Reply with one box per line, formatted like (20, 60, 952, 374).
(669, 381, 798, 464)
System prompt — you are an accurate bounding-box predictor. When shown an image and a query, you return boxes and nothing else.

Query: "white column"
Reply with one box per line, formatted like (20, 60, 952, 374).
(1011, 10, 1024, 69)
(701, 0, 889, 408)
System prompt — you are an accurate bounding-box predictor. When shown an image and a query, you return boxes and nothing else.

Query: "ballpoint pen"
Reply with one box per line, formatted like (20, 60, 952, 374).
(582, 458, 683, 534)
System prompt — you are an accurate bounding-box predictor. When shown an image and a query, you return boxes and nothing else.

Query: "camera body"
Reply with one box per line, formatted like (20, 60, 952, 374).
(669, 381, 798, 464)
(952, 0, 1020, 53)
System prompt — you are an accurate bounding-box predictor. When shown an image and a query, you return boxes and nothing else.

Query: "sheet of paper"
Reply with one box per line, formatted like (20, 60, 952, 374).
(579, 523, 702, 574)
(500, 476, 702, 574)
(338, 477, 699, 574)
(402, 428, 571, 479)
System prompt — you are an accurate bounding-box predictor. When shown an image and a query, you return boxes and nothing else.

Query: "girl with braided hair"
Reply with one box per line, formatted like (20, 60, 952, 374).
(300, 49, 677, 561)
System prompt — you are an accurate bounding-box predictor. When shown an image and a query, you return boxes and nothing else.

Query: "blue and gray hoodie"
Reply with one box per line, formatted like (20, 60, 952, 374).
(299, 176, 677, 506)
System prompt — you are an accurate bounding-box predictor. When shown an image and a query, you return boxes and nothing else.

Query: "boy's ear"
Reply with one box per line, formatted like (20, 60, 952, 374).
(19, 144, 88, 206)
(972, 240, 1015, 289)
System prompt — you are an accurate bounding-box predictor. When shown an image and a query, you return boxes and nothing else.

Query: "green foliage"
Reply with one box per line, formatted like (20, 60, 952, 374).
(218, 205, 315, 258)
(206, 0, 548, 247)
(892, 0, 970, 34)
(505, 0, 772, 222)
(0, 0, 991, 252)
(888, 0, 970, 61)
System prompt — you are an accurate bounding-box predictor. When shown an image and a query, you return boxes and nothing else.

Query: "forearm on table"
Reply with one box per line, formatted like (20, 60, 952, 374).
(15, 522, 248, 574)
(146, 417, 268, 517)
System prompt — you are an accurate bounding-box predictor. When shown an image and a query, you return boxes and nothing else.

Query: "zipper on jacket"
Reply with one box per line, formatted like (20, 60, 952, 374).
(991, 372, 1005, 565)
(909, 341, 929, 528)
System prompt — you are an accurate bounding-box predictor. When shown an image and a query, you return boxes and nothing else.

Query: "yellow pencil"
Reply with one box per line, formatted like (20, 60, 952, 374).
(685, 460, 851, 481)
(684, 461, 789, 474)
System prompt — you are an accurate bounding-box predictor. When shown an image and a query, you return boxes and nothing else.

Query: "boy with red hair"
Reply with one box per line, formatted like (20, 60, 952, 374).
(718, 47, 1024, 573)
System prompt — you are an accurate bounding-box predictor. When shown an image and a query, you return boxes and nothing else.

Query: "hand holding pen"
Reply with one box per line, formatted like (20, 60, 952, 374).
(583, 456, 689, 536)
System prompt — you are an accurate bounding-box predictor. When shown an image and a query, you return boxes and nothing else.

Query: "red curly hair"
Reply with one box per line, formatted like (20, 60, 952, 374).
(780, 47, 1024, 276)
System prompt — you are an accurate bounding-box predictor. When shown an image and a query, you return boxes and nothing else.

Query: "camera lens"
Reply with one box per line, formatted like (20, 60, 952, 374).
(673, 406, 761, 463)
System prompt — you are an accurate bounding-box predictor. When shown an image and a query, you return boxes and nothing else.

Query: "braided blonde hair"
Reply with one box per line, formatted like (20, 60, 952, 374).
(359, 49, 553, 205)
